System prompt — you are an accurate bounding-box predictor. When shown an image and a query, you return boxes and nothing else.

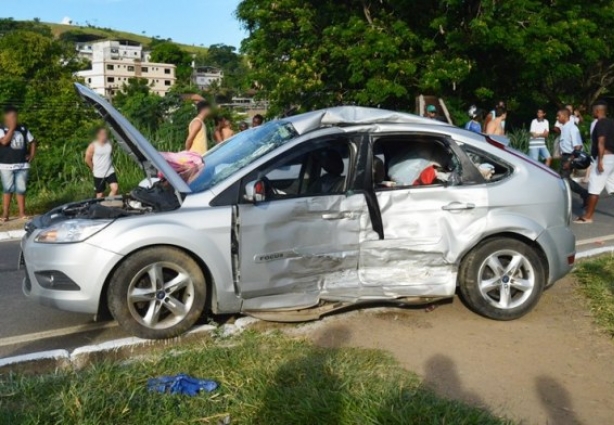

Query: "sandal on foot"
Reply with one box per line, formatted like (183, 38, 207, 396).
(573, 217, 593, 224)
(0, 217, 8, 223)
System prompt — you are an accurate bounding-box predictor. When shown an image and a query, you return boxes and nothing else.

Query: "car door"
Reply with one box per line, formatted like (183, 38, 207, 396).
(359, 133, 488, 297)
(237, 136, 374, 310)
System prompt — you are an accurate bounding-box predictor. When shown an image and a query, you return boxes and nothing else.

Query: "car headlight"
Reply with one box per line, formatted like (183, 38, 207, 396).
(35, 220, 112, 244)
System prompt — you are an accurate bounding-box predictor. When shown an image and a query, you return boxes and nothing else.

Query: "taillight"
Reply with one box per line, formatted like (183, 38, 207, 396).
(486, 136, 561, 179)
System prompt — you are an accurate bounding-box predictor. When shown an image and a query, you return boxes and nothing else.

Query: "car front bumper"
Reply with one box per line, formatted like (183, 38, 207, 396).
(21, 234, 123, 315)
(537, 224, 576, 286)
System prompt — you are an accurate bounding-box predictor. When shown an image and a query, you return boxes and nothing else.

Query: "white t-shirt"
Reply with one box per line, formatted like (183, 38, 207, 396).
(529, 119, 549, 145)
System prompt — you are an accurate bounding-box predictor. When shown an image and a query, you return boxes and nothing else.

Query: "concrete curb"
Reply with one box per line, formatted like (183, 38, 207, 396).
(576, 246, 614, 260)
(0, 229, 25, 242)
(0, 317, 259, 375)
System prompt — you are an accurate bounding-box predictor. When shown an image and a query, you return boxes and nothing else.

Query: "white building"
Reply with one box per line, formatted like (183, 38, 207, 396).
(76, 40, 176, 97)
(192, 66, 223, 90)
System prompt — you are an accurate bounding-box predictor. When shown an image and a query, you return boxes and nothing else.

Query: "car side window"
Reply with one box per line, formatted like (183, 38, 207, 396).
(460, 145, 513, 183)
(248, 140, 352, 201)
(372, 136, 461, 190)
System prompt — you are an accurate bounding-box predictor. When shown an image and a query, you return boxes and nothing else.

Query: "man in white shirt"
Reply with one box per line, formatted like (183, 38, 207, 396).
(529, 108, 551, 166)
(557, 108, 588, 206)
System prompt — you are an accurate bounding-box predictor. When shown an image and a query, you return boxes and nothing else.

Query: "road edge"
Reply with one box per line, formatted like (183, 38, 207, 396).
(0, 317, 258, 375)
(0, 230, 25, 242)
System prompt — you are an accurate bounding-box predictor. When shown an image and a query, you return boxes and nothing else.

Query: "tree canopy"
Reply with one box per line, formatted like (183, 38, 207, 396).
(236, 0, 614, 118)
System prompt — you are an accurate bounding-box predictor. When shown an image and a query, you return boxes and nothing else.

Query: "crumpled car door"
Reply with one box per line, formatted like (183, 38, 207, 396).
(238, 192, 373, 310)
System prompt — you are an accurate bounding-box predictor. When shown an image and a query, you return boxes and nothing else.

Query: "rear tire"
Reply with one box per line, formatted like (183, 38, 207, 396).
(108, 247, 207, 339)
(458, 238, 546, 321)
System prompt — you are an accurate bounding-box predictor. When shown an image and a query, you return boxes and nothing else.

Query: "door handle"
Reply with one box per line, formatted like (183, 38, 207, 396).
(442, 202, 475, 211)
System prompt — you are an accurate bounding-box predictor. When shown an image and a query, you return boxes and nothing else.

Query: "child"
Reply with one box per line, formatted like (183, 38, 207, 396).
(85, 127, 118, 198)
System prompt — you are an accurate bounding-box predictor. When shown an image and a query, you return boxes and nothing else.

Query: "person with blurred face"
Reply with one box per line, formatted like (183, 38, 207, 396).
(576, 101, 614, 223)
(485, 106, 507, 135)
(529, 108, 552, 167)
(252, 114, 264, 128)
(0, 106, 36, 222)
(483, 100, 506, 133)
(185, 101, 211, 155)
(85, 127, 118, 198)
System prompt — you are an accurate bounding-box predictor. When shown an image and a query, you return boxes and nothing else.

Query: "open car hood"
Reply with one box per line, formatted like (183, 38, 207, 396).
(74, 83, 192, 194)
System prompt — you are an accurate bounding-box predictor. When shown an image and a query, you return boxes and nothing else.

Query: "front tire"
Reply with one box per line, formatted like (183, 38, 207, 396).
(458, 238, 546, 321)
(108, 247, 207, 339)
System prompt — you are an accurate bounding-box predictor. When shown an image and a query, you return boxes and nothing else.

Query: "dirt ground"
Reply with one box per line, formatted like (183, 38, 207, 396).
(267, 278, 614, 425)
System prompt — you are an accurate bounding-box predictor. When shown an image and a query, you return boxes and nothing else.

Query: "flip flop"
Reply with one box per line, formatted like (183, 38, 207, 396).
(573, 217, 593, 224)
(19, 216, 30, 221)
(0, 217, 8, 223)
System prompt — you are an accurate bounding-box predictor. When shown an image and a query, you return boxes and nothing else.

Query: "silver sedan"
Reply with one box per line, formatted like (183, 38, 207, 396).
(21, 84, 575, 339)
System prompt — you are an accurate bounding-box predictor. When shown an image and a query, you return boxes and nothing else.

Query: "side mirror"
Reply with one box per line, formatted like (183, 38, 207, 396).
(244, 180, 267, 203)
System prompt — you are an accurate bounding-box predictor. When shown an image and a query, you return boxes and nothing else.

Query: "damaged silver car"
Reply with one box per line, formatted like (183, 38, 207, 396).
(21, 84, 576, 339)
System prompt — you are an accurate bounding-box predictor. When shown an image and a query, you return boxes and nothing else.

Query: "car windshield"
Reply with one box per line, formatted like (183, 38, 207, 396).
(189, 120, 298, 193)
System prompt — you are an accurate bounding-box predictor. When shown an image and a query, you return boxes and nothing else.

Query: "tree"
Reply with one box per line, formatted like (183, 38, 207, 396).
(114, 78, 165, 131)
(149, 41, 192, 82)
(236, 0, 614, 119)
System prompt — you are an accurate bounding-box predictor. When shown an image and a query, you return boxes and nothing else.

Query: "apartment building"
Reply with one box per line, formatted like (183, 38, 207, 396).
(192, 66, 223, 90)
(76, 40, 176, 97)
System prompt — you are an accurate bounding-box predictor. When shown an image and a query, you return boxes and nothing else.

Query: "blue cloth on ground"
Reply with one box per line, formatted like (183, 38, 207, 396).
(147, 374, 218, 396)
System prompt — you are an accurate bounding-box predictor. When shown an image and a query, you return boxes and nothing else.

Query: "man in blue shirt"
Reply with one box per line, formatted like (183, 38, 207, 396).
(557, 108, 589, 206)
(464, 106, 482, 134)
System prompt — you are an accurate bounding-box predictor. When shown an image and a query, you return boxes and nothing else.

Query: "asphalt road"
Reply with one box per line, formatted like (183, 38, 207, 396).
(0, 194, 613, 359)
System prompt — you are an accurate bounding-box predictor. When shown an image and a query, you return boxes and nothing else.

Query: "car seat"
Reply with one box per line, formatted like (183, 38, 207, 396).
(308, 149, 346, 194)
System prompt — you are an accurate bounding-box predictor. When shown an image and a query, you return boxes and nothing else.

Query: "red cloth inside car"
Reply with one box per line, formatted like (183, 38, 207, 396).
(413, 165, 437, 186)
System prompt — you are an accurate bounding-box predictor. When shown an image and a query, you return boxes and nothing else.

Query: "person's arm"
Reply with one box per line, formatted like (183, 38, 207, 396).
(185, 120, 202, 151)
(543, 121, 550, 138)
(85, 143, 94, 170)
(597, 135, 606, 173)
(27, 141, 36, 162)
(572, 128, 583, 150)
(0, 126, 15, 146)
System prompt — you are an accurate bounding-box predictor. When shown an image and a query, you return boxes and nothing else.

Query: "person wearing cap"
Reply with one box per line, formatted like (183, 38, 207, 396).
(426, 105, 447, 123)
(464, 105, 482, 134)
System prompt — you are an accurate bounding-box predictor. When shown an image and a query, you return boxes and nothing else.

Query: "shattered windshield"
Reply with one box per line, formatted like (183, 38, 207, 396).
(189, 120, 298, 193)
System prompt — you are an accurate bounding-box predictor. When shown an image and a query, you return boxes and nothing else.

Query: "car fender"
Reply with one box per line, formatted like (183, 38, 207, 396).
(87, 218, 234, 310)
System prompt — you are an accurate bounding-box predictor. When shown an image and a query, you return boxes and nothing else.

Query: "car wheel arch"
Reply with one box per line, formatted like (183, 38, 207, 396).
(96, 243, 216, 320)
(456, 232, 550, 286)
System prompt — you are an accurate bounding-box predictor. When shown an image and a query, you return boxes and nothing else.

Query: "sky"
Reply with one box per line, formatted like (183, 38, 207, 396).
(4, 0, 247, 49)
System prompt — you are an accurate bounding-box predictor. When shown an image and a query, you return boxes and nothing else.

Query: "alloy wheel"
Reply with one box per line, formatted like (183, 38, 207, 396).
(127, 262, 195, 330)
(477, 250, 535, 310)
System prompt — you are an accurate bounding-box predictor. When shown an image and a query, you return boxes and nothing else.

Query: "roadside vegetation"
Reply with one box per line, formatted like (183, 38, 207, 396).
(0, 332, 511, 425)
(575, 256, 614, 337)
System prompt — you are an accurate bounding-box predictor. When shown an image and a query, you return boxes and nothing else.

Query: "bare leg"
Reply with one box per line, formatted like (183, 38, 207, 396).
(96, 192, 104, 199)
(109, 183, 119, 197)
(545, 158, 552, 168)
(2, 193, 11, 220)
(16, 194, 26, 218)
(582, 194, 599, 220)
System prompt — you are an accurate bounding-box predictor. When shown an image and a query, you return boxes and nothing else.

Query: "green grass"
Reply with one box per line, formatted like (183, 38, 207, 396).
(44, 22, 207, 54)
(574, 256, 614, 337)
(0, 332, 511, 425)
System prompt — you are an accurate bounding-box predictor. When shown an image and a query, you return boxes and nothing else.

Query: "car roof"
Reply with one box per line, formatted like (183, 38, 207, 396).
(284, 106, 449, 135)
